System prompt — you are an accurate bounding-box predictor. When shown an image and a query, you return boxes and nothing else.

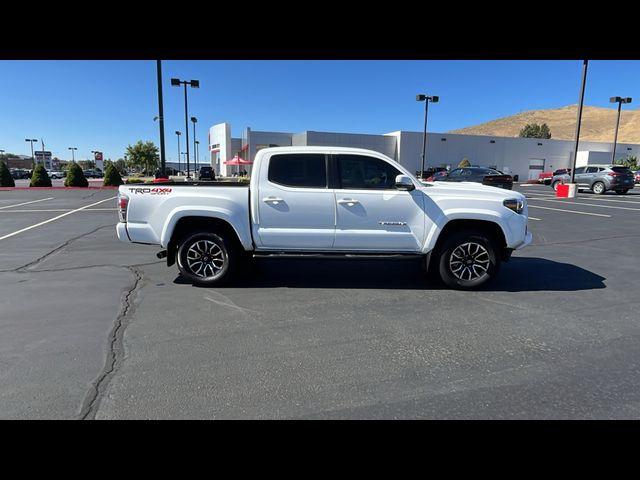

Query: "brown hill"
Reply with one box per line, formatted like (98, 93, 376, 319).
(450, 105, 640, 144)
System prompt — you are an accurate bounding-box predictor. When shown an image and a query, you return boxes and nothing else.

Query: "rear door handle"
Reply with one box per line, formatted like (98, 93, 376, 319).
(337, 198, 360, 206)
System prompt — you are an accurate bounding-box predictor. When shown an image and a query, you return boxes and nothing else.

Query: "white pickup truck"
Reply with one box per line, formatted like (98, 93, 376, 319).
(116, 146, 532, 289)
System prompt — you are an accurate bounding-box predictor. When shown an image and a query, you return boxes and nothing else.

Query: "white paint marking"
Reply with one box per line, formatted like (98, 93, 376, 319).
(0, 197, 116, 241)
(528, 217, 541, 221)
(528, 205, 611, 217)
(0, 208, 117, 213)
(529, 197, 640, 212)
(0, 197, 54, 210)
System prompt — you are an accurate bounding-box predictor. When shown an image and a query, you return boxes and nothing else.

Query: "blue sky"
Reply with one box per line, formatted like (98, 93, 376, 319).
(1, 60, 639, 162)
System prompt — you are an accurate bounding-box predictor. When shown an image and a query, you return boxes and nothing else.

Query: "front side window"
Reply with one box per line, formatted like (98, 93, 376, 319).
(336, 155, 401, 190)
(586, 167, 599, 174)
(268, 154, 327, 188)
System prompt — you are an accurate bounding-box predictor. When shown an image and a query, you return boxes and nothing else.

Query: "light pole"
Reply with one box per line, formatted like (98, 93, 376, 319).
(175, 131, 182, 173)
(191, 116, 198, 170)
(171, 78, 199, 179)
(416, 94, 439, 179)
(25, 138, 38, 166)
(195, 140, 200, 165)
(609, 96, 632, 165)
(68, 147, 77, 163)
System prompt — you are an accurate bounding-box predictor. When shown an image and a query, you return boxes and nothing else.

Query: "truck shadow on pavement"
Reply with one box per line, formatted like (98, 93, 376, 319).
(173, 256, 606, 292)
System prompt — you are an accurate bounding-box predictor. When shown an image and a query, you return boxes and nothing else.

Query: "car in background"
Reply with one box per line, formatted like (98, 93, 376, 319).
(10, 168, 31, 179)
(635, 170, 640, 183)
(83, 169, 104, 178)
(538, 171, 554, 185)
(442, 167, 513, 190)
(198, 166, 216, 180)
(47, 170, 66, 179)
(550, 165, 634, 194)
(425, 170, 449, 182)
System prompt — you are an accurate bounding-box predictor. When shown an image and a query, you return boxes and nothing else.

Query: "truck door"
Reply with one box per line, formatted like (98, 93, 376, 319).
(255, 152, 335, 249)
(332, 154, 426, 251)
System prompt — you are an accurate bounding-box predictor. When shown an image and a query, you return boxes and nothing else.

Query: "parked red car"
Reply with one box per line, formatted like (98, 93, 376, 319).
(538, 171, 553, 185)
(635, 171, 640, 183)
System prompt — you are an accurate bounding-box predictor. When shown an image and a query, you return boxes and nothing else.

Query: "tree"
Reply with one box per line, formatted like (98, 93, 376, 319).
(30, 164, 52, 187)
(65, 162, 88, 187)
(125, 141, 159, 175)
(114, 158, 127, 174)
(519, 123, 552, 139)
(103, 162, 124, 186)
(615, 154, 638, 170)
(458, 158, 471, 168)
(0, 161, 15, 187)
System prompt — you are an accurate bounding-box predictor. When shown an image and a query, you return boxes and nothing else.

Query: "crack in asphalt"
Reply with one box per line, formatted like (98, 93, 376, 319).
(22, 260, 162, 273)
(79, 266, 143, 420)
(1, 225, 114, 273)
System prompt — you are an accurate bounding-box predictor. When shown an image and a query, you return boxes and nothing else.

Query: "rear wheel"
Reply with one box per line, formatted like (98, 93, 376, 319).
(177, 232, 236, 286)
(592, 182, 606, 195)
(437, 231, 500, 290)
(615, 189, 629, 195)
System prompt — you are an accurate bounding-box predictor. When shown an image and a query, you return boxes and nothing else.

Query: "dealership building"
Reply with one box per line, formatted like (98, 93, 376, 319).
(208, 122, 639, 180)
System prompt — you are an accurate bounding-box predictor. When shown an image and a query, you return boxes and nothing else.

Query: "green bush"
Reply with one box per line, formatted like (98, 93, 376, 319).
(125, 177, 144, 184)
(64, 162, 88, 187)
(0, 161, 15, 187)
(30, 164, 52, 187)
(103, 163, 123, 186)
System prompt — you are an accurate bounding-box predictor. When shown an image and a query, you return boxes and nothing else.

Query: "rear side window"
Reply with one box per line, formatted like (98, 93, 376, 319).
(268, 154, 327, 188)
(336, 154, 402, 190)
(611, 166, 631, 173)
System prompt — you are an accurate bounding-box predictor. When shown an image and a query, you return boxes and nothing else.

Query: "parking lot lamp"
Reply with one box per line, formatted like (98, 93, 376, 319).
(25, 138, 38, 166)
(68, 147, 77, 163)
(416, 94, 439, 179)
(171, 78, 200, 179)
(175, 131, 181, 173)
(191, 116, 198, 170)
(195, 140, 200, 165)
(609, 96, 632, 165)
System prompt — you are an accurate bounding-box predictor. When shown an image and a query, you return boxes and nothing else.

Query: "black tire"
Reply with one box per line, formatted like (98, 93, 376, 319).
(615, 189, 629, 195)
(592, 181, 606, 195)
(551, 180, 561, 191)
(437, 231, 500, 290)
(176, 232, 236, 286)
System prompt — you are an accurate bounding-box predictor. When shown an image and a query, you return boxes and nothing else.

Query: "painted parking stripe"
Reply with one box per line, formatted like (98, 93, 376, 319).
(0, 208, 117, 213)
(0, 197, 116, 241)
(0, 197, 54, 210)
(528, 217, 541, 221)
(528, 205, 611, 217)
(528, 197, 640, 212)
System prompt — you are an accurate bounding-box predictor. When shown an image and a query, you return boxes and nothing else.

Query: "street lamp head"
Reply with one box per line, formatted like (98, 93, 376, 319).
(171, 78, 181, 87)
(430, 96, 439, 103)
(153, 116, 159, 121)
(195, 140, 199, 145)
(191, 116, 198, 123)
(190, 80, 200, 88)
(624, 97, 633, 104)
(610, 96, 622, 103)
(416, 94, 427, 102)
(175, 131, 181, 136)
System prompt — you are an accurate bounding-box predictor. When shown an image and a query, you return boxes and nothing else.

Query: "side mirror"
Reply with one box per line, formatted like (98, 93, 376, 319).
(395, 174, 415, 191)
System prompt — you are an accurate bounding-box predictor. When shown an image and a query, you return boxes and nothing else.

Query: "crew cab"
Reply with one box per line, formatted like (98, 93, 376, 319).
(116, 147, 532, 289)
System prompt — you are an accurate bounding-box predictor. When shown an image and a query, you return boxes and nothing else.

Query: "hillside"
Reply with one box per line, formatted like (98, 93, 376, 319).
(450, 105, 640, 144)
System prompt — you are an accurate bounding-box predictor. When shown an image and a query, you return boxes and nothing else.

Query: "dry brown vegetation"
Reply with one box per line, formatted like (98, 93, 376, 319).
(451, 105, 640, 143)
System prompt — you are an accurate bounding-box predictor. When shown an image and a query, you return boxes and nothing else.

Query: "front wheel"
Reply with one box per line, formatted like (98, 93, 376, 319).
(437, 231, 500, 290)
(177, 232, 236, 286)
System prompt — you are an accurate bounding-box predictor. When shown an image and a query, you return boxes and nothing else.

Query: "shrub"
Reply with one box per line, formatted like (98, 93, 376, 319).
(125, 177, 144, 184)
(0, 161, 15, 187)
(30, 164, 52, 187)
(64, 162, 88, 187)
(103, 163, 123, 186)
(458, 158, 471, 168)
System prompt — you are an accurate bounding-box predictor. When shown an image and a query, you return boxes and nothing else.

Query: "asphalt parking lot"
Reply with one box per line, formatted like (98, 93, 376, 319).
(1, 183, 640, 419)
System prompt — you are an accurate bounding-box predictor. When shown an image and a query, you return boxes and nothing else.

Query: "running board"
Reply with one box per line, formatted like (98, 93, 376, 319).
(252, 252, 423, 260)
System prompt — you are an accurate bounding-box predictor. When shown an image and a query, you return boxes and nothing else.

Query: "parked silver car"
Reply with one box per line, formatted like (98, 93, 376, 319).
(550, 165, 635, 195)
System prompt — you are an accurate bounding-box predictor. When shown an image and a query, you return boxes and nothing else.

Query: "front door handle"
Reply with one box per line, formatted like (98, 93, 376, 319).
(263, 196, 284, 204)
(337, 198, 360, 206)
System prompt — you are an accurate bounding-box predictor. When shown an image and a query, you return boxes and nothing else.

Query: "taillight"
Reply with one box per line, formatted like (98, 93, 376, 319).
(118, 193, 129, 223)
(607, 172, 622, 177)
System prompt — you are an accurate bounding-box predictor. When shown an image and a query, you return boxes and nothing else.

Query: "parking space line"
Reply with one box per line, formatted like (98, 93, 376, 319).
(528, 197, 640, 212)
(0, 197, 54, 210)
(528, 205, 611, 217)
(0, 208, 117, 213)
(528, 217, 541, 221)
(0, 197, 116, 241)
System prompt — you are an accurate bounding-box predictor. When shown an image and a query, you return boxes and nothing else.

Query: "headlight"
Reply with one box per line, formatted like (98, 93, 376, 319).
(503, 198, 524, 214)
